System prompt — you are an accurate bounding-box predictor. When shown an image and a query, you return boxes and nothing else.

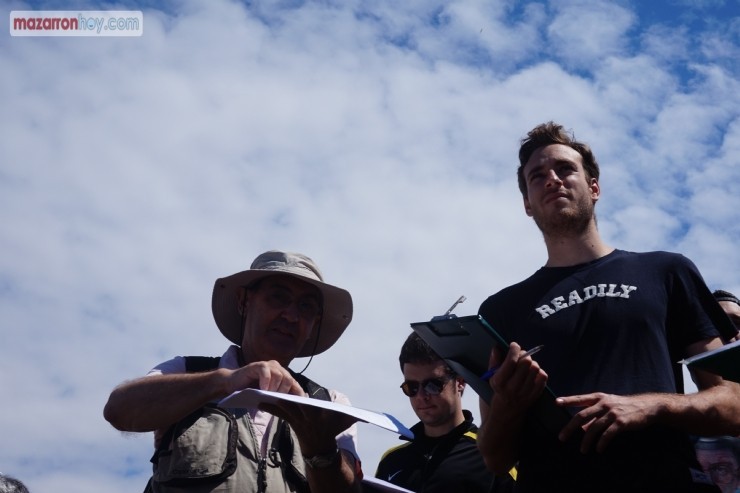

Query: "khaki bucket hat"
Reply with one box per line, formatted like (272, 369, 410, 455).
(211, 250, 353, 357)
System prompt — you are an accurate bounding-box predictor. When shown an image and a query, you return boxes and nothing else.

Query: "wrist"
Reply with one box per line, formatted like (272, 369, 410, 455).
(303, 447, 340, 469)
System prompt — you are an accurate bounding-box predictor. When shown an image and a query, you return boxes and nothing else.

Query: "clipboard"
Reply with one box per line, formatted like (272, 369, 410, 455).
(410, 314, 574, 439)
(680, 339, 740, 383)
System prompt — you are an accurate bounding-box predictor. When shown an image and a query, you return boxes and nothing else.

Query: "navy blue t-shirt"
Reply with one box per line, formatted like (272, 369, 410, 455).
(479, 249, 729, 492)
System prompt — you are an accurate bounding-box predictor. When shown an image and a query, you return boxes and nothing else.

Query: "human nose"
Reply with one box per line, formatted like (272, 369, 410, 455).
(414, 387, 432, 399)
(279, 300, 301, 321)
(545, 169, 562, 187)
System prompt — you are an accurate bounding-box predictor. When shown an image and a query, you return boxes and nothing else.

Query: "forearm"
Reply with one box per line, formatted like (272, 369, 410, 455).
(103, 370, 231, 432)
(478, 398, 525, 474)
(656, 380, 740, 436)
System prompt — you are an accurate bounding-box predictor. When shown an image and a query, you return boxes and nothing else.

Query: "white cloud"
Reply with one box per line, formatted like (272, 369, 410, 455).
(546, 0, 636, 70)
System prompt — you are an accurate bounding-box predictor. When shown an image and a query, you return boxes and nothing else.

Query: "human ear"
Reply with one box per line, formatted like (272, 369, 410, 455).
(590, 178, 600, 202)
(457, 378, 466, 395)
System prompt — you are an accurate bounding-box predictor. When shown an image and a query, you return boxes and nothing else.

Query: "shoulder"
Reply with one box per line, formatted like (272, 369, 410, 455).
(146, 346, 235, 376)
(147, 356, 187, 375)
(609, 249, 695, 269)
(478, 269, 548, 317)
(375, 441, 414, 477)
(378, 442, 414, 463)
(459, 421, 481, 444)
(461, 429, 480, 443)
(329, 389, 351, 405)
(581, 250, 701, 283)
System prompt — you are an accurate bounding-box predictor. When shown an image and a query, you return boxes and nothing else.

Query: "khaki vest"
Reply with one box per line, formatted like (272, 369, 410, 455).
(149, 405, 309, 493)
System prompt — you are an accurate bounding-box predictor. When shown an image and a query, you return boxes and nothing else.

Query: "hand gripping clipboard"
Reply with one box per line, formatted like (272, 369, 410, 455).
(410, 314, 575, 439)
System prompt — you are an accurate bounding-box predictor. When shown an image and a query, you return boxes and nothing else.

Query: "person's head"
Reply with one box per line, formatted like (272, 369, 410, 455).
(517, 122, 601, 236)
(398, 332, 465, 436)
(211, 250, 353, 366)
(713, 289, 740, 334)
(695, 437, 740, 493)
(517, 121, 600, 198)
(0, 475, 30, 493)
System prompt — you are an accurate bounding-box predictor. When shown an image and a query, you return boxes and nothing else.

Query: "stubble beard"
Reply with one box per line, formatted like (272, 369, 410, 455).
(533, 195, 595, 239)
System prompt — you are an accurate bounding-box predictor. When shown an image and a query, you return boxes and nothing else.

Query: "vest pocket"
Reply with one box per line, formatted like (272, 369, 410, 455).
(153, 404, 238, 486)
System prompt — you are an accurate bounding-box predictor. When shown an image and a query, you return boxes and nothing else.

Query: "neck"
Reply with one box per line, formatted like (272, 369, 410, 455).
(542, 226, 613, 267)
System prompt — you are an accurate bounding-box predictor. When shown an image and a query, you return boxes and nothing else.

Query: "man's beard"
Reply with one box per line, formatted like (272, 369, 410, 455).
(532, 195, 595, 238)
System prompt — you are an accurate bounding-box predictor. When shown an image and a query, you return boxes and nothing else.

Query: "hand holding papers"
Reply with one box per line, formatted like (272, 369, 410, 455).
(218, 388, 414, 439)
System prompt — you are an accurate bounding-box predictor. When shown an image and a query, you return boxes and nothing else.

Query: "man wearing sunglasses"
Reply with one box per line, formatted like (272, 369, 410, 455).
(104, 250, 362, 493)
(374, 332, 513, 492)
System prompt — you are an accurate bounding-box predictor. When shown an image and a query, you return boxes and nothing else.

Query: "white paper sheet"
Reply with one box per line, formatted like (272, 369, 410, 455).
(218, 388, 413, 439)
(361, 476, 414, 492)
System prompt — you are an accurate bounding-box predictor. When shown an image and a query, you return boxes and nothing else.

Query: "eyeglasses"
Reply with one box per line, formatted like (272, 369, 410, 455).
(262, 286, 322, 320)
(706, 462, 738, 484)
(400, 377, 451, 397)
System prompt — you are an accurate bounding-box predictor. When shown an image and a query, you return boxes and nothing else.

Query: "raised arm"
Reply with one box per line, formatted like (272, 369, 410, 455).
(103, 359, 304, 432)
(477, 342, 549, 474)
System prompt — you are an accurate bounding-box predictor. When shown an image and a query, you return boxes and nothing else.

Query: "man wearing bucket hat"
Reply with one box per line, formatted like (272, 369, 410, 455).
(104, 250, 362, 493)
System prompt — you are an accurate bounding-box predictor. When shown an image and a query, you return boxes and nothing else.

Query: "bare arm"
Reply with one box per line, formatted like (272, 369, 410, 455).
(477, 342, 548, 474)
(557, 337, 740, 453)
(103, 360, 304, 432)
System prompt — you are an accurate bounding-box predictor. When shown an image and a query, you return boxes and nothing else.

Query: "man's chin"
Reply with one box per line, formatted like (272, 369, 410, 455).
(534, 211, 591, 236)
(263, 341, 301, 365)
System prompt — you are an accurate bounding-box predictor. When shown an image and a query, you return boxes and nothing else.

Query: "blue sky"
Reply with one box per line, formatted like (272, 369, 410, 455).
(1, 1, 739, 491)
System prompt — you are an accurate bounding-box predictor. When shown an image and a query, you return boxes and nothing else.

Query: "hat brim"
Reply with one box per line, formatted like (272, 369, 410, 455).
(211, 269, 353, 358)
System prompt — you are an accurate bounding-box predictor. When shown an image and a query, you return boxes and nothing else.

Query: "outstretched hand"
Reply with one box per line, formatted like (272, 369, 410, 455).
(260, 400, 358, 456)
(556, 392, 658, 453)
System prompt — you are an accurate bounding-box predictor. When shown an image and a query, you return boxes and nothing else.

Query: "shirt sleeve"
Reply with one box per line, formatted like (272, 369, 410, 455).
(147, 355, 187, 376)
(330, 389, 360, 461)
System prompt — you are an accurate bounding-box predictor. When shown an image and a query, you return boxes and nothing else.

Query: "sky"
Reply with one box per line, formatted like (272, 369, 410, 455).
(1, 0, 739, 491)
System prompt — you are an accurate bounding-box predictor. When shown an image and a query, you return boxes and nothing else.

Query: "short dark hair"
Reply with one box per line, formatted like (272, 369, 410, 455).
(713, 289, 740, 306)
(517, 122, 600, 197)
(399, 332, 454, 375)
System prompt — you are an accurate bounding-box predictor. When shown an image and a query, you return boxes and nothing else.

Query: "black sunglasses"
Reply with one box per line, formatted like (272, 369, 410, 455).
(400, 377, 451, 397)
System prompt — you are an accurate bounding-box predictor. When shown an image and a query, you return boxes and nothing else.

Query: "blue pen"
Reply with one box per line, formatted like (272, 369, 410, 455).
(480, 344, 544, 380)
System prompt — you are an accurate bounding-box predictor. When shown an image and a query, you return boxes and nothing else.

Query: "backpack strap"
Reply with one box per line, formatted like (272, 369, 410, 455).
(184, 356, 221, 373)
(288, 369, 331, 402)
(182, 356, 332, 403)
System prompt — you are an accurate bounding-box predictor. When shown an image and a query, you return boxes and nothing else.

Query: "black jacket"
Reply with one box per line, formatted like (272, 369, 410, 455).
(374, 410, 511, 493)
